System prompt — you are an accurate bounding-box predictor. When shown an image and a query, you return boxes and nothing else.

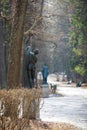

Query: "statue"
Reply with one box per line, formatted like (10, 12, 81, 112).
(26, 46, 39, 88)
(42, 64, 49, 84)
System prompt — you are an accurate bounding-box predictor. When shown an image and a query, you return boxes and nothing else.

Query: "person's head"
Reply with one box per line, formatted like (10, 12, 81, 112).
(34, 49, 39, 55)
(44, 63, 47, 66)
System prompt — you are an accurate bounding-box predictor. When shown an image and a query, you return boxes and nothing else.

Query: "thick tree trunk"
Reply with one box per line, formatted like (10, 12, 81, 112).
(0, 17, 6, 88)
(7, 0, 28, 89)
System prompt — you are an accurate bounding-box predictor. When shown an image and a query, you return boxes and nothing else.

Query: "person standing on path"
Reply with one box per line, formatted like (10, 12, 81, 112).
(42, 64, 49, 84)
(26, 46, 39, 88)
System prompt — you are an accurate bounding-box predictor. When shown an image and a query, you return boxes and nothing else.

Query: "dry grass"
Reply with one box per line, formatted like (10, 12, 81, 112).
(0, 119, 79, 130)
(0, 88, 42, 119)
(0, 117, 30, 130)
(29, 120, 79, 130)
(0, 88, 42, 130)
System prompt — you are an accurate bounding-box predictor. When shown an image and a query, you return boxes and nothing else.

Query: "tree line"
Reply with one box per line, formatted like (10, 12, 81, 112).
(69, 0, 87, 82)
(0, 0, 87, 89)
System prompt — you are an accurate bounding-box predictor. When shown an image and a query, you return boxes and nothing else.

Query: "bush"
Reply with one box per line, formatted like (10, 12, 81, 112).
(0, 88, 42, 130)
(0, 88, 42, 119)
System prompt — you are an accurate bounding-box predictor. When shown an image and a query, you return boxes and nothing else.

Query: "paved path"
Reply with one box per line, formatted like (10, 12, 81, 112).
(40, 84, 87, 130)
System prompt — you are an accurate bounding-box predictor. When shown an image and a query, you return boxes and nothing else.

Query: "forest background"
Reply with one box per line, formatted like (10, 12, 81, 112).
(0, 0, 87, 88)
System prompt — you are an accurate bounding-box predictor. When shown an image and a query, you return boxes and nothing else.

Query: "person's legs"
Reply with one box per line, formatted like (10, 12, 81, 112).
(44, 77, 47, 84)
(27, 68, 33, 88)
(31, 69, 35, 88)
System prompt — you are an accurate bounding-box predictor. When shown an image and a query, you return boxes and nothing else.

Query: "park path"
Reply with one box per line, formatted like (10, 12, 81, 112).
(40, 83, 87, 130)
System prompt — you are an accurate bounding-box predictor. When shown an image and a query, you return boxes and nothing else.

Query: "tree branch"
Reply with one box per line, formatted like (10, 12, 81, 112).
(0, 12, 13, 21)
(24, 16, 43, 35)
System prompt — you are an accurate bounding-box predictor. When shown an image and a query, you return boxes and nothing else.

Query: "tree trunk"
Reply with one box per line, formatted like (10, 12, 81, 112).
(7, 0, 28, 89)
(40, 0, 44, 16)
(0, 17, 6, 88)
(11, 0, 16, 16)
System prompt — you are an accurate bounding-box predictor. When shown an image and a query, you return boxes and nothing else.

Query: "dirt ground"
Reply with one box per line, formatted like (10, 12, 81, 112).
(29, 120, 79, 130)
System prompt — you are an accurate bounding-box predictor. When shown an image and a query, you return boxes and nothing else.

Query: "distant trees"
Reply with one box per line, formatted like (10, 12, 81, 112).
(0, 0, 87, 88)
(69, 0, 87, 81)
